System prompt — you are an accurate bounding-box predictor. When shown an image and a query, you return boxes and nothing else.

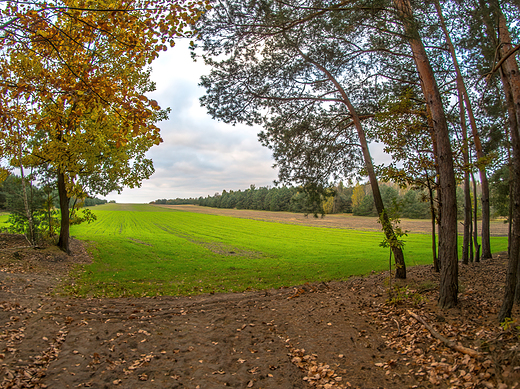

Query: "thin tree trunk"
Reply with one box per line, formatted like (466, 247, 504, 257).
(19, 164, 36, 245)
(457, 86, 471, 266)
(469, 201, 474, 263)
(57, 171, 71, 254)
(496, 8, 520, 321)
(15, 124, 36, 245)
(507, 135, 513, 258)
(426, 174, 439, 272)
(462, 163, 472, 265)
(471, 170, 481, 263)
(435, 0, 491, 260)
(394, 0, 458, 307)
(295, 47, 406, 278)
(509, 181, 513, 259)
(498, 68, 520, 321)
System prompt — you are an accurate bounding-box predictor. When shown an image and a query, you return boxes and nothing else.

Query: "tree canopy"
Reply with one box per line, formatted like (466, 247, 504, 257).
(0, 0, 210, 252)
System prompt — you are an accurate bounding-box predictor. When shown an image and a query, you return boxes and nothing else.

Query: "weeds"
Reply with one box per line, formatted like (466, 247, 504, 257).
(386, 285, 427, 307)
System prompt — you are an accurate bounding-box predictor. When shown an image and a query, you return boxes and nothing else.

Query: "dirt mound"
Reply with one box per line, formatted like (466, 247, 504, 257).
(0, 233, 519, 389)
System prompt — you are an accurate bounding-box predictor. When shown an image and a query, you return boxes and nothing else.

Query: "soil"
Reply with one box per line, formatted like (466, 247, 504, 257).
(0, 209, 519, 389)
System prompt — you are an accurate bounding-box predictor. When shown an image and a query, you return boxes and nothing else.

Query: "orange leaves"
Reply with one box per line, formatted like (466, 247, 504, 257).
(0, 0, 191, 199)
(149, 99, 159, 109)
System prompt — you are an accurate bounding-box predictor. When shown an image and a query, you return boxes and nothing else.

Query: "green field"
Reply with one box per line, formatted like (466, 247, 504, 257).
(62, 203, 509, 297)
(0, 212, 9, 226)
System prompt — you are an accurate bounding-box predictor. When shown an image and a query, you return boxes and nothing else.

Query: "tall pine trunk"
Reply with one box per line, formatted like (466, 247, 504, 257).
(496, 8, 520, 321)
(471, 171, 481, 263)
(57, 171, 71, 254)
(460, 95, 472, 266)
(395, 0, 458, 307)
(426, 174, 439, 272)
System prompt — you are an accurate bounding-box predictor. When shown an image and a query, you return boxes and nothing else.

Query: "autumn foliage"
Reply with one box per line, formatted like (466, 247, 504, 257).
(0, 0, 209, 252)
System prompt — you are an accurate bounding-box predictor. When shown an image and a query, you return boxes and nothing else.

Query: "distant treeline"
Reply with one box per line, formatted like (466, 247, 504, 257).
(151, 182, 476, 219)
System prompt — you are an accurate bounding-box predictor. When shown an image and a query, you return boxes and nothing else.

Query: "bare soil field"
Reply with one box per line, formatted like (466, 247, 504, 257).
(156, 205, 509, 237)
(0, 208, 518, 389)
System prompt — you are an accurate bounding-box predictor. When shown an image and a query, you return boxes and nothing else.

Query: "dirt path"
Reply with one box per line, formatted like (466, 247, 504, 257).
(156, 205, 509, 237)
(0, 225, 518, 388)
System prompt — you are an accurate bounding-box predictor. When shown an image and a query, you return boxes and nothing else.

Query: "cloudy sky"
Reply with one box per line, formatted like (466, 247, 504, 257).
(106, 40, 390, 204)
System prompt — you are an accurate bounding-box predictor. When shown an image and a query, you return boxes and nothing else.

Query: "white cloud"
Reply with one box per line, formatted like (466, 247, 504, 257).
(105, 40, 279, 203)
(105, 40, 391, 203)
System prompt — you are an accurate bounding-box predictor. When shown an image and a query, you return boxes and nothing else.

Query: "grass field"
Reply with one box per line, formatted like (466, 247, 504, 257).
(62, 203, 509, 298)
(0, 212, 9, 227)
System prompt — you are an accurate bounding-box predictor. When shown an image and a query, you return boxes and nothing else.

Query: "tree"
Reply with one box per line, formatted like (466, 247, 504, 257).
(375, 88, 440, 271)
(488, 2, 520, 322)
(0, 0, 208, 253)
(351, 184, 366, 211)
(490, 165, 510, 218)
(196, 0, 408, 278)
(434, 0, 492, 261)
(393, 0, 459, 308)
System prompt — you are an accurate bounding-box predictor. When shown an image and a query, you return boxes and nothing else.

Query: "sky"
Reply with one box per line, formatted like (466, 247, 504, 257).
(105, 40, 391, 204)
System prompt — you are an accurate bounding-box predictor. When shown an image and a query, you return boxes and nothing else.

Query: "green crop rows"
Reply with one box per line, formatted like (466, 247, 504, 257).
(56, 203, 507, 297)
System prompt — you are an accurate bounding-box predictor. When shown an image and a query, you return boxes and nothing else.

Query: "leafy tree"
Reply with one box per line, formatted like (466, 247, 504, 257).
(0, 0, 208, 253)
(0, 174, 50, 241)
(351, 184, 366, 212)
(196, 0, 408, 278)
(490, 165, 510, 218)
(401, 190, 430, 219)
(354, 192, 377, 217)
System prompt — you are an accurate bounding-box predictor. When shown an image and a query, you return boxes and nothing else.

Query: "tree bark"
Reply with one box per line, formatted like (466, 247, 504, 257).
(19, 163, 36, 246)
(471, 171, 480, 263)
(426, 174, 439, 272)
(459, 93, 472, 266)
(57, 171, 71, 255)
(496, 8, 520, 321)
(394, 0, 458, 307)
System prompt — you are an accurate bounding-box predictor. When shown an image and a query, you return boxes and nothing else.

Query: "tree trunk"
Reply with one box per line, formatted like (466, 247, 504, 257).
(462, 164, 471, 265)
(16, 124, 36, 246)
(395, 0, 458, 307)
(57, 171, 71, 254)
(498, 69, 520, 321)
(471, 170, 481, 263)
(426, 175, 439, 272)
(19, 164, 36, 245)
(435, 0, 491, 261)
(469, 201, 474, 263)
(497, 8, 520, 321)
(343, 90, 407, 279)
(457, 87, 471, 266)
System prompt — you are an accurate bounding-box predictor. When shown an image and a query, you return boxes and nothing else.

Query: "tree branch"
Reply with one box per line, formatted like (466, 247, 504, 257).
(408, 310, 480, 358)
(486, 43, 520, 80)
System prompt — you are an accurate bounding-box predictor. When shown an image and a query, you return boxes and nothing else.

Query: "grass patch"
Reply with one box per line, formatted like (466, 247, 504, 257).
(0, 212, 10, 230)
(60, 204, 509, 297)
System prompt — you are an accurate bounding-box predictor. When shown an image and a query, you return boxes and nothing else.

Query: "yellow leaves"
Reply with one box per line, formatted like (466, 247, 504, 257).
(0, 1, 182, 199)
(0, 168, 10, 183)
